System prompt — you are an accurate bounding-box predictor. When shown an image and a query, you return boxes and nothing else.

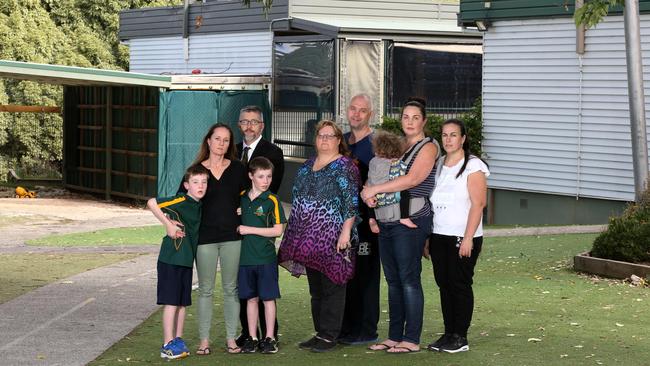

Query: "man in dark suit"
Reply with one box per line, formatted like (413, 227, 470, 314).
(235, 105, 284, 194)
(235, 105, 285, 347)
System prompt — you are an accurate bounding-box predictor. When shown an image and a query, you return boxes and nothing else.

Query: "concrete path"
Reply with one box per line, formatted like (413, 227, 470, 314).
(0, 254, 158, 366)
(484, 224, 606, 237)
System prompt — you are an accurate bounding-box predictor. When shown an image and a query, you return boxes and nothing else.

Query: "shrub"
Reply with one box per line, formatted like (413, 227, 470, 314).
(379, 97, 483, 157)
(591, 186, 650, 263)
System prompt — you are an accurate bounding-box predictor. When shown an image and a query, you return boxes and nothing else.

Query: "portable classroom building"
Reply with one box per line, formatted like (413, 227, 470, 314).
(119, 0, 484, 159)
(459, 1, 650, 224)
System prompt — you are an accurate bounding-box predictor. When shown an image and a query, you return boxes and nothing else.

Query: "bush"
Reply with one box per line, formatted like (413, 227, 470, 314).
(379, 97, 483, 157)
(591, 187, 650, 263)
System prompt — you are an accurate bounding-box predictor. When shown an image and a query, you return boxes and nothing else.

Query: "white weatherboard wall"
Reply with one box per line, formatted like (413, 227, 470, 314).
(128, 31, 272, 75)
(482, 16, 650, 202)
(289, 0, 457, 22)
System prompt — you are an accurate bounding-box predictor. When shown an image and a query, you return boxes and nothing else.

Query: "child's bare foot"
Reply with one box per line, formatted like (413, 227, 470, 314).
(400, 218, 417, 228)
(369, 218, 380, 234)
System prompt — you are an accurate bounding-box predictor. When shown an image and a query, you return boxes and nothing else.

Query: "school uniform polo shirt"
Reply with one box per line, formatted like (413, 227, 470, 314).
(239, 190, 287, 266)
(156, 193, 202, 268)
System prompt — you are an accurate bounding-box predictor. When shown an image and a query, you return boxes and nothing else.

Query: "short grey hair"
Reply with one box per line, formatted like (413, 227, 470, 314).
(350, 94, 373, 112)
(239, 105, 263, 122)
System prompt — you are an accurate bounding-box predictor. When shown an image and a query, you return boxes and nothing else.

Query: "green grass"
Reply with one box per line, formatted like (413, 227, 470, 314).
(0, 253, 141, 304)
(26, 225, 163, 247)
(90, 233, 649, 366)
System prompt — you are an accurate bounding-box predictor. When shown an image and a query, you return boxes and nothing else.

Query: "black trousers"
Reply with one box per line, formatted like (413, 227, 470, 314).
(429, 234, 483, 337)
(340, 231, 380, 340)
(239, 299, 279, 340)
(306, 267, 347, 342)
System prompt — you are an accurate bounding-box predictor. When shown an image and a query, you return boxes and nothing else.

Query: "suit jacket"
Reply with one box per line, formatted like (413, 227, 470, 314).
(236, 138, 285, 194)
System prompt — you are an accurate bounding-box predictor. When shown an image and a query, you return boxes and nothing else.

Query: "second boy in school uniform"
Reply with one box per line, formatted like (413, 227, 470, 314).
(237, 157, 286, 354)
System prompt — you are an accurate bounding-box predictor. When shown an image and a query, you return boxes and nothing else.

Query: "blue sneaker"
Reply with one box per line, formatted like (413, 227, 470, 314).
(173, 337, 190, 355)
(160, 339, 188, 359)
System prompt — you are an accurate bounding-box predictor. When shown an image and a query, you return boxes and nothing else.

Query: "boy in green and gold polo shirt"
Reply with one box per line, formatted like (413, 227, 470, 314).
(147, 164, 209, 360)
(237, 157, 286, 354)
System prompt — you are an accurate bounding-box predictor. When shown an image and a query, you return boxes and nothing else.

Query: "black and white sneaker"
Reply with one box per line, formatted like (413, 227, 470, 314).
(235, 333, 248, 348)
(259, 337, 279, 354)
(439, 334, 469, 353)
(427, 333, 452, 352)
(241, 337, 259, 353)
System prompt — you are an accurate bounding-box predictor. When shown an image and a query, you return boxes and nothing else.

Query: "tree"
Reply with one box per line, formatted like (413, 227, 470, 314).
(0, 0, 273, 180)
(0, 0, 184, 180)
(574, 0, 624, 28)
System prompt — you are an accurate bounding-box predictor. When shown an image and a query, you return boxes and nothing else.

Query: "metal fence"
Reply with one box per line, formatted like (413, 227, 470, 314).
(272, 101, 473, 159)
(272, 110, 334, 158)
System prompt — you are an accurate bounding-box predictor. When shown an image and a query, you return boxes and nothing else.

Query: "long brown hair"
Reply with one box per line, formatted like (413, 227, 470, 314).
(192, 123, 237, 165)
(314, 120, 350, 157)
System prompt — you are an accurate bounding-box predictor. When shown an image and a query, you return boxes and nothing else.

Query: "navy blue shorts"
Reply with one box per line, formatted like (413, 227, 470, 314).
(157, 261, 192, 306)
(238, 263, 281, 301)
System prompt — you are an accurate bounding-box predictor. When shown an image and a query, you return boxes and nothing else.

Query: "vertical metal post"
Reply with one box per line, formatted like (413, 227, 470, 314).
(105, 87, 112, 201)
(624, 0, 650, 201)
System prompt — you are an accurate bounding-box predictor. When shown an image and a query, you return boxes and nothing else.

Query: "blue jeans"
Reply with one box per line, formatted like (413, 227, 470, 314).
(378, 214, 432, 344)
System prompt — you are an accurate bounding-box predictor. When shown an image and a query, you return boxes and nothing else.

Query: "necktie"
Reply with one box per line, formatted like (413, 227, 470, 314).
(242, 146, 250, 165)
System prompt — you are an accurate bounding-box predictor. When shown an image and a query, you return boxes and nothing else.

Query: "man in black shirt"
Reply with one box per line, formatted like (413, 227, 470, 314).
(339, 94, 381, 345)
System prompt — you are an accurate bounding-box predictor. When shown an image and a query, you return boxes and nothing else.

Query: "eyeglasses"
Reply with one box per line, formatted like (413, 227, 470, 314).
(238, 119, 262, 126)
(317, 133, 338, 140)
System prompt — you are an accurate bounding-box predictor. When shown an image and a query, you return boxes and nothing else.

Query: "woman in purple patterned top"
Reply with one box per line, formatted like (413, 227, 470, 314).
(278, 120, 360, 352)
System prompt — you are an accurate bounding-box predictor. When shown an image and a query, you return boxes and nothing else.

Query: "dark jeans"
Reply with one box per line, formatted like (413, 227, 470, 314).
(306, 267, 347, 342)
(429, 234, 483, 337)
(377, 214, 432, 344)
(340, 231, 380, 340)
(239, 300, 279, 339)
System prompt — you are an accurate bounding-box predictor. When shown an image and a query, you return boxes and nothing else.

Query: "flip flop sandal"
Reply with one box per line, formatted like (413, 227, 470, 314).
(387, 346, 421, 354)
(368, 342, 394, 351)
(196, 347, 211, 356)
(226, 345, 242, 354)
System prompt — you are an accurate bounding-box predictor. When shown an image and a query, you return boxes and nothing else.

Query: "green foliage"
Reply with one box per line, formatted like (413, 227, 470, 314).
(379, 97, 483, 157)
(241, 0, 274, 10)
(574, 0, 624, 28)
(591, 186, 650, 263)
(0, 0, 183, 180)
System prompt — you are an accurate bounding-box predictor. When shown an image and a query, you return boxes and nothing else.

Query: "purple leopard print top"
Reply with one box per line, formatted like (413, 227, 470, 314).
(278, 155, 360, 285)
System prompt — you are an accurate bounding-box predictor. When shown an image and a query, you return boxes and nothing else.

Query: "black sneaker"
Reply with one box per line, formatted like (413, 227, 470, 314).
(427, 333, 452, 352)
(235, 333, 248, 348)
(259, 337, 279, 354)
(298, 336, 318, 349)
(241, 337, 259, 353)
(311, 337, 337, 353)
(439, 334, 469, 353)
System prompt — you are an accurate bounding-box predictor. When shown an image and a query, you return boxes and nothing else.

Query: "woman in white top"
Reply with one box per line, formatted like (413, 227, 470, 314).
(427, 118, 489, 354)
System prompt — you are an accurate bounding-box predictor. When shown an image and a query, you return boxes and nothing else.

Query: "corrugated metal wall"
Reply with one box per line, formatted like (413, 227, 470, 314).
(128, 31, 272, 75)
(290, 0, 457, 21)
(483, 15, 650, 202)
